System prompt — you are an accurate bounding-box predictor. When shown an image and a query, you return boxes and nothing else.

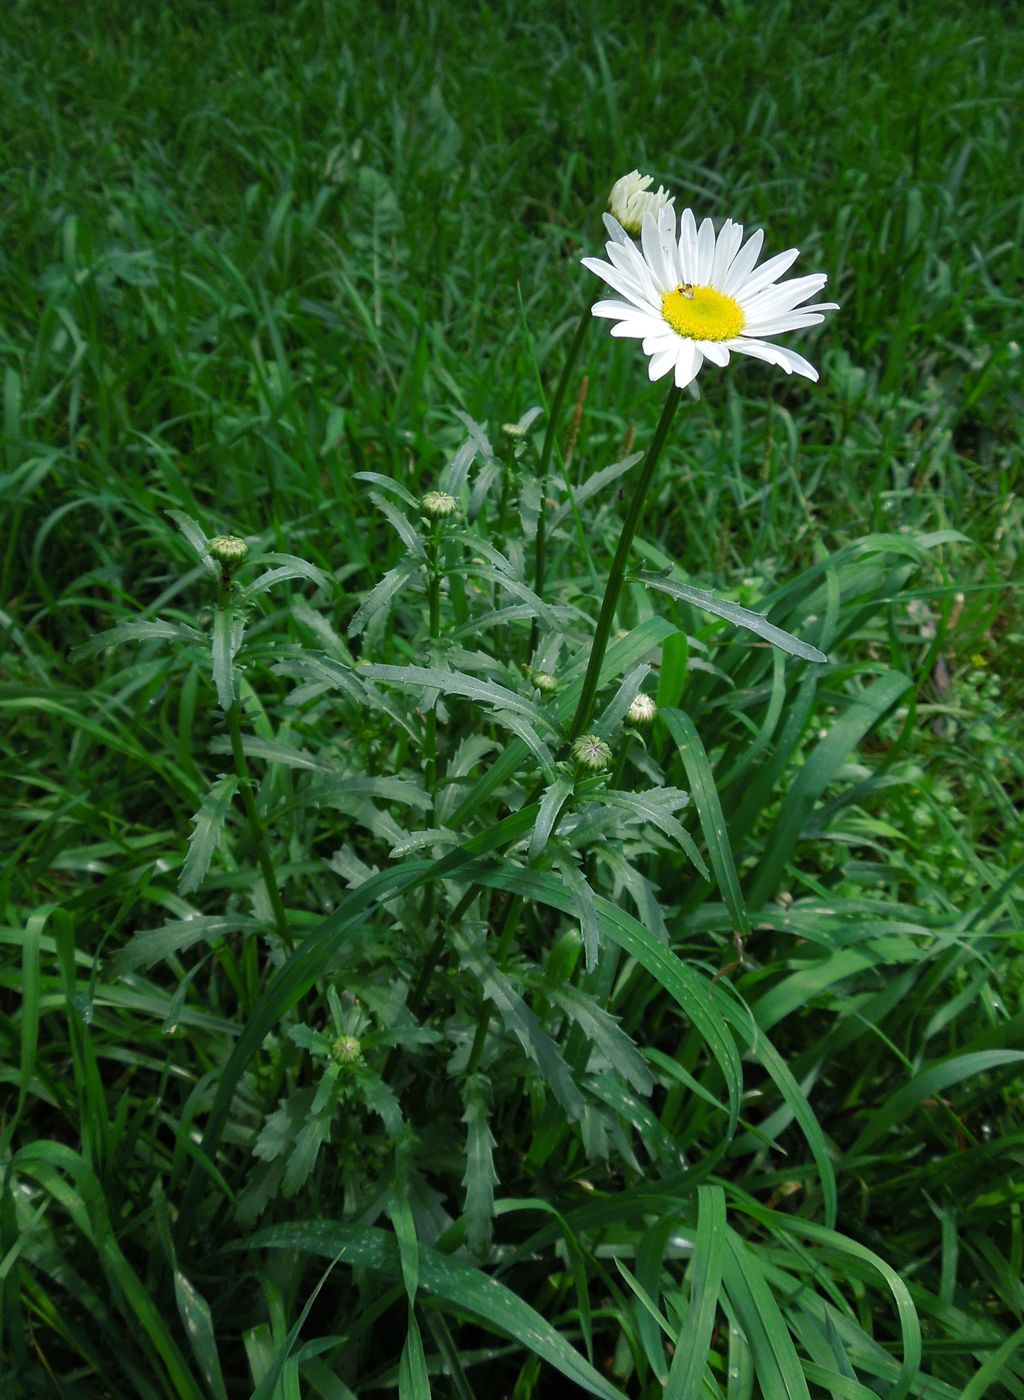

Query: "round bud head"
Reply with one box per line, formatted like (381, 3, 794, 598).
(420, 490, 458, 520)
(571, 734, 613, 772)
(209, 535, 249, 567)
(531, 671, 559, 694)
(626, 692, 657, 727)
(331, 1034, 362, 1064)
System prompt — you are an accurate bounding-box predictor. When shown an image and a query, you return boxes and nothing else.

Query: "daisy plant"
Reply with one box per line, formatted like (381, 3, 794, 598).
(568, 202, 838, 740)
(530, 170, 675, 636)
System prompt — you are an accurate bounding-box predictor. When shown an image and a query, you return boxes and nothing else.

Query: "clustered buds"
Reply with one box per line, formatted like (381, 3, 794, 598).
(626, 692, 657, 727)
(420, 490, 458, 520)
(571, 734, 613, 773)
(607, 169, 674, 237)
(208, 534, 249, 569)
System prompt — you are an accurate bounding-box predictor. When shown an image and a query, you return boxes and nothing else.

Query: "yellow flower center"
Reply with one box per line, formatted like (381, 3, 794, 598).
(661, 284, 745, 342)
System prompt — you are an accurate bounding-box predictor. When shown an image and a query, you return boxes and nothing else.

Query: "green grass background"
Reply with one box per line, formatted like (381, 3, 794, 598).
(2, 0, 1023, 1395)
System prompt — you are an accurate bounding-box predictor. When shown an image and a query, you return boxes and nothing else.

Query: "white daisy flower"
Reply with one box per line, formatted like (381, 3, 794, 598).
(583, 206, 838, 389)
(606, 169, 674, 241)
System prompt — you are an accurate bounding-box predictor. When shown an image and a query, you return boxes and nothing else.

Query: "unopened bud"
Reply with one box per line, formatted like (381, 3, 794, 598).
(626, 693, 657, 727)
(607, 169, 674, 238)
(571, 735, 612, 772)
(209, 535, 249, 568)
(420, 490, 457, 519)
(331, 1034, 362, 1064)
(531, 671, 558, 694)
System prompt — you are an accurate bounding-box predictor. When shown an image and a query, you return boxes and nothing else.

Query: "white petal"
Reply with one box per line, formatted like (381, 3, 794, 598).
(581, 257, 654, 311)
(606, 241, 663, 304)
(647, 347, 678, 381)
(734, 246, 801, 299)
(677, 208, 699, 283)
(611, 314, 671, 340)
(722, 228, 764, 295)
(695, 217, 716, 284)
(674, 342, 703, 388)
(742, 312, 827, 336)
(641, 210, 675, 291)
(592, 298, 648, 320)
(642, 332, 682, 355)
(602, 212, 630, 245)
(742, 273, 829, 315)
(711, 219, 743, 288)
(698, 341, 731, 367)
(735, 338, 819, 380)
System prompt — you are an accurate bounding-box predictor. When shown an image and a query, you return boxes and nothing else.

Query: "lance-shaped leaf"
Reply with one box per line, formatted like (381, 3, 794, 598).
(348, 558, 422, 638)
(179, 774, 239, 895)
(635, 570, 829, 663)
(462, 1074, 498, 1256)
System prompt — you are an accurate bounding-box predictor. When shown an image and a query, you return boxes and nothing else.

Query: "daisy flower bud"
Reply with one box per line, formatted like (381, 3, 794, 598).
(607, 169, 674, 240)
(420, 490, 458, 520)
(208, 535, 249, 569)
(626, 692, 657, 727)
(331, 1034, 362, 1064)
(531, 671, 559, 694)
(571, 734, 613, 772)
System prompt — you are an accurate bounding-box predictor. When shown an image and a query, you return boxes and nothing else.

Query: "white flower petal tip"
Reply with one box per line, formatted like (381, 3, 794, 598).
(585, 205, 837, 391)
(607, 169, 675, 238)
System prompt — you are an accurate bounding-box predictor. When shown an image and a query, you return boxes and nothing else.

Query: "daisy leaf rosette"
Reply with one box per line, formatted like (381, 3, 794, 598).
(582, 206, 838, 389)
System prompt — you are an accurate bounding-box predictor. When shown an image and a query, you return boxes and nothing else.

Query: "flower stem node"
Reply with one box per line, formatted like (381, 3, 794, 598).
(571, 734, 613, 773)
(209, 535, 249, 571)
(331, 1034, 362, 1064)
(626, 692, 657, 727)
(608, 169, 674, 239)
(420, 490, 458, 520)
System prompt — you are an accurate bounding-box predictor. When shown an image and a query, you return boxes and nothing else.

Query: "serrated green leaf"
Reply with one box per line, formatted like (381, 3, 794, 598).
(599, 788, 709, 879)
(108, 914, 263, 975)
(361, 663, 557, 732)
(544, 984, 653, 1096)
(529, 778, 573, 862)
(179, 774, 238, 895)
(370, 491, 426, 560)
(71, 619, 205, 659)
(636, 571, 828, 663)
(552, 852, 601, 969)
(455, 930, 584, 1122)
(348, 558, 421, 637)
(168, 509, 219, 578)
(461, 1076, 498, 1257)
(212, 607, 243, 710)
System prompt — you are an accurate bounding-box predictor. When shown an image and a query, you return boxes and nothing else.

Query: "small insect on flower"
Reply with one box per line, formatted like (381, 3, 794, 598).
(583, 205, 839, 390)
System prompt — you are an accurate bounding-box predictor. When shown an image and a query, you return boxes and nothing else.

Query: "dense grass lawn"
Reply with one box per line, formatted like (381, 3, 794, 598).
(2, 0, 1023, 1395)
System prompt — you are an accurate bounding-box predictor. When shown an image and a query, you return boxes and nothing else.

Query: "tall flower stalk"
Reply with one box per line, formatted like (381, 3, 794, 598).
(566, 383, 683, 740)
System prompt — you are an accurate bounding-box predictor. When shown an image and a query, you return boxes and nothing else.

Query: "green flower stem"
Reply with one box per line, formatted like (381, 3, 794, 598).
(567, 383, 683, 742)
(530, 299, 592, 656)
